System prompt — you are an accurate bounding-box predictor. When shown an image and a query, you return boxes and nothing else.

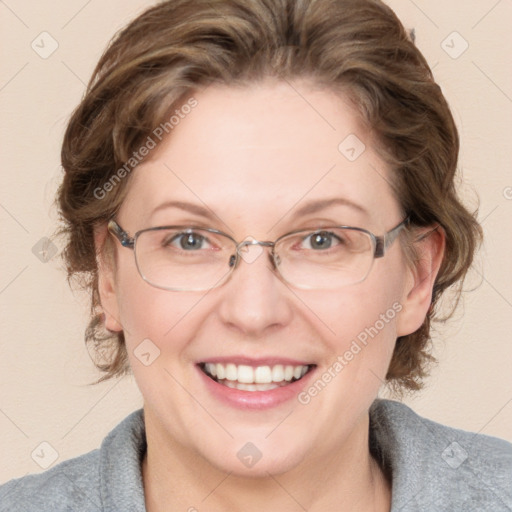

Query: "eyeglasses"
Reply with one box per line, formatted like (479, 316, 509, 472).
(107, 217, 409, 291)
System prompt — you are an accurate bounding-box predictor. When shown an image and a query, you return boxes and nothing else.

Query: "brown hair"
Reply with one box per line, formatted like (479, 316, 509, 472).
(58, 0, 482, 390)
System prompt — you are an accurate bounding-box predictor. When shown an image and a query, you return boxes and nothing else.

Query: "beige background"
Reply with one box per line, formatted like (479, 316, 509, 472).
(1, 0, 511, 483)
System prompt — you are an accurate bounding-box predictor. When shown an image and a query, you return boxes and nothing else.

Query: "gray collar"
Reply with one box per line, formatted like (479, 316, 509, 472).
(97, 400, 512, 511)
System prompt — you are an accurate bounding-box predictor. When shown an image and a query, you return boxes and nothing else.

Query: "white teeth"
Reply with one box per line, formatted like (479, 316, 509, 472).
(284, 365, 294, 381)
(293, 366, 303, 380)
(255, 382, 278, 391)
(237, 365, 254, 383)
(254, 366, 272, 383)
(205, 363, 216, 377)
(202, 362, 311, 385)
(225, 363, 237, 381)
(216, 363, 226, 380)
(271, 364, 284, 382)
(223, 381, 280, 391)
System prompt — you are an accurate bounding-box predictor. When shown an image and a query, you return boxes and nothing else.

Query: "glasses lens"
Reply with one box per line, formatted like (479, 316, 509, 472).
(134, 227, 235, 291)
(275, 228, 375, 289)
(133, 226, 375, 291)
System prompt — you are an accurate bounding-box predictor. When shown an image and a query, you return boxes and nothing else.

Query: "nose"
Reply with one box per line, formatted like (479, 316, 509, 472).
(217, 244, 293, 337)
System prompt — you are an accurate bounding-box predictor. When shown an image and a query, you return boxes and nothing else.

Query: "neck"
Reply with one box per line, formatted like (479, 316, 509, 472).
(142, 408, 391, 512)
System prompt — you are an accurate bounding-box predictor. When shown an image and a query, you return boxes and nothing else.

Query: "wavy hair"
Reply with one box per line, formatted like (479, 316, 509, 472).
(57, 0, 482, 390)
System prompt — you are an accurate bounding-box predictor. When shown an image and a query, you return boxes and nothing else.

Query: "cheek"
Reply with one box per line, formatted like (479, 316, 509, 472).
(299, 262, 406, 381)
(284, 279, 404, 445)
(309, 255, 403, 333)
(113, 261, 198, 354)
(114, 276, 208, 410)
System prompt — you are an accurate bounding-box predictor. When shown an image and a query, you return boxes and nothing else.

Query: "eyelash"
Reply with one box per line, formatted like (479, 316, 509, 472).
(164, 232, 213, 250)
(298, 231, 344, 250)
(163, 230, 346, 252)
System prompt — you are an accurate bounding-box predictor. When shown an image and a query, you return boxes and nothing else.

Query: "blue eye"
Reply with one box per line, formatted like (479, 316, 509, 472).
(165, 231, 210, 251)
(302, 231, 343, 250)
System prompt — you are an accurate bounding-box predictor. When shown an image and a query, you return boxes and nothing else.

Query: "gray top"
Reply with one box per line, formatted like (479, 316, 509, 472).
(1, 399, 511, 511)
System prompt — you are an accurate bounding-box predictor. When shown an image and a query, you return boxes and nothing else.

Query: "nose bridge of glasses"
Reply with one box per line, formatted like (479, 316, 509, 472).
(237, 238, 274, 251)
(231, 238, 277, 268)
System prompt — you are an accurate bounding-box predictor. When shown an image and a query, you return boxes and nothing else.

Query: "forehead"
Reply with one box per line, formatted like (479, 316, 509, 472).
(121, 80, 401, 232)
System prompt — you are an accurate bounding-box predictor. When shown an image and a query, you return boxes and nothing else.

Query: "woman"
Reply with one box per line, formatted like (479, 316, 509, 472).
(1, 0, 511, 510)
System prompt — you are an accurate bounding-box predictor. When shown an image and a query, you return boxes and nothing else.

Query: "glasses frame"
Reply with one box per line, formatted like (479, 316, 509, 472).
(107, 216, 410, 291)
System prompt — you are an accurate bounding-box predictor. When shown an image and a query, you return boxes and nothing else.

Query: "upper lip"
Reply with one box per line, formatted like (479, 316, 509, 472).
(198, 356, 315, 367)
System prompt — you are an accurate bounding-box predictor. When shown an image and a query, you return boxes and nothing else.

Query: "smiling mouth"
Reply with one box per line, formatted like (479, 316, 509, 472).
(198, 362, 316, 391)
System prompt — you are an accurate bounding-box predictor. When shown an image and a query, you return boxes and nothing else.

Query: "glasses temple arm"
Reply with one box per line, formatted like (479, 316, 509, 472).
(108, 219, 135, 249)
(374, 217, 410, 258)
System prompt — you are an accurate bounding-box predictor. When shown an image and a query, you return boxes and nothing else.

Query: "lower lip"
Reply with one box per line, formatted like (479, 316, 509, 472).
(196, 365, 316, 410)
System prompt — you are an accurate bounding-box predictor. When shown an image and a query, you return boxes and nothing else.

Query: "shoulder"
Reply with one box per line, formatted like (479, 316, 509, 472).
(370, 399, 512, 511)
(0, 409, 146, 512)
(0, 449, 101, 512)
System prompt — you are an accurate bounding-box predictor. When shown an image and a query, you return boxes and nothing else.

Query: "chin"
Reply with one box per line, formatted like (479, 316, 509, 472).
(202, 445, 307, 478)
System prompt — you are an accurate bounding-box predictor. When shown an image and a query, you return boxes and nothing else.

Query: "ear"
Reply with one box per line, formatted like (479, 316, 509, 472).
(396, 225, 446, 337)
(94, 224, 123, 333)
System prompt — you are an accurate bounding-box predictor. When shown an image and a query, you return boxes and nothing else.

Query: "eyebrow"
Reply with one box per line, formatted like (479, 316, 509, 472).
(291, 197, 368, 218)
(151, 200, 217, 220)
(150, 197, 367, 222)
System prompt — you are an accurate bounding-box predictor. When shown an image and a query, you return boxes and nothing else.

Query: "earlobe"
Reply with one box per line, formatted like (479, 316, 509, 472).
(95, 224, 123, 333)
(396, 226, 446, 337)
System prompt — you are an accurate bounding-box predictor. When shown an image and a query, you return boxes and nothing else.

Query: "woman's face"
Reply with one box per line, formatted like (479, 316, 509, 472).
(102, 80, 417, 476)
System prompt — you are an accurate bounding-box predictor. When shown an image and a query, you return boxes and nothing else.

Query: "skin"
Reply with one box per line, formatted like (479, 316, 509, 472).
(97, 80, 445, 511)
